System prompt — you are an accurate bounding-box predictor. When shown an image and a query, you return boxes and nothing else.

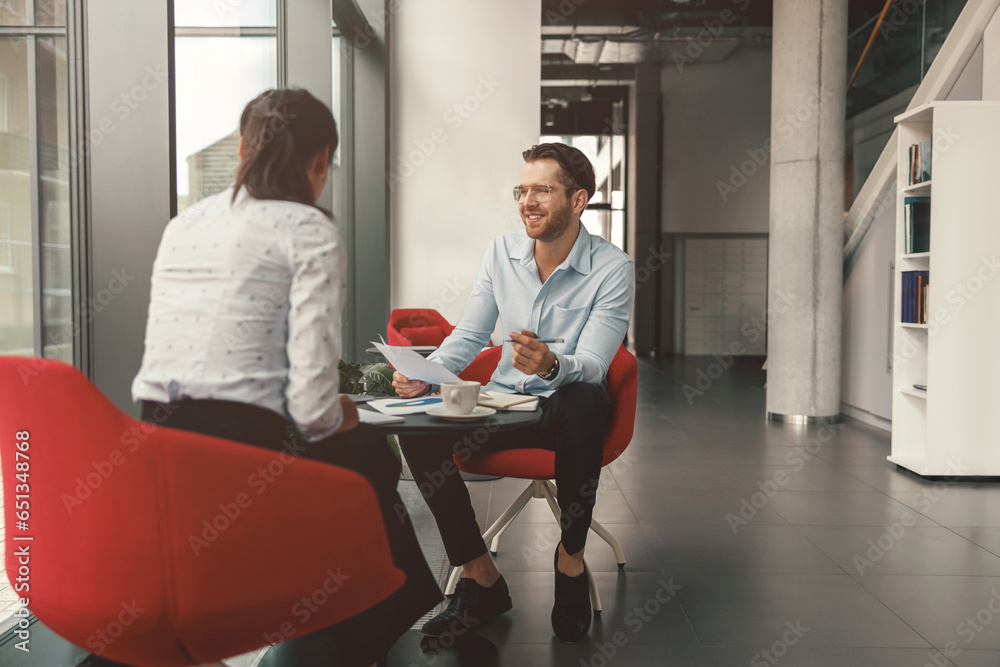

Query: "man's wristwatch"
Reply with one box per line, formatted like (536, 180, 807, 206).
(538, 355, 560, 381)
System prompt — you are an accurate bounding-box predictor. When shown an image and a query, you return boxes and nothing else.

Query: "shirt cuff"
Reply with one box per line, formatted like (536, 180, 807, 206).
(540, 352, 566, 387)
(299, 401, 344, 443)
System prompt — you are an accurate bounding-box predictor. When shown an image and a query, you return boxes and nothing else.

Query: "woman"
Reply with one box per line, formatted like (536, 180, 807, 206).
(132, 88, 441, 666)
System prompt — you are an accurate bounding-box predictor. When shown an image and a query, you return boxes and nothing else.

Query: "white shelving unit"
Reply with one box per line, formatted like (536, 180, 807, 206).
(888, 102, 1000, 476)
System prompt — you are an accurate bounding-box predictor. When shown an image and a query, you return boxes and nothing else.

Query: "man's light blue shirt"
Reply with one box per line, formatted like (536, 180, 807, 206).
(428, 225, 635, 396)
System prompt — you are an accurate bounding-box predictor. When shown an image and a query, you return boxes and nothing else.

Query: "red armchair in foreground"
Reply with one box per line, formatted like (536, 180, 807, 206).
(0, 357, 405, 667)
(451, 344, 639, 612)
(387, 308, 456, 347)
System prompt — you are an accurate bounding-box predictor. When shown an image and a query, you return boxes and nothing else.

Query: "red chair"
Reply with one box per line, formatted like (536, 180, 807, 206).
(387, 308, 456, 347)
(449, 344, 639, 613)
(0, 357, 405, 667)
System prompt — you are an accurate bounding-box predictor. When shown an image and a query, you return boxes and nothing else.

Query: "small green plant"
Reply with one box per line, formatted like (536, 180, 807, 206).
(338, 360, 397, 397)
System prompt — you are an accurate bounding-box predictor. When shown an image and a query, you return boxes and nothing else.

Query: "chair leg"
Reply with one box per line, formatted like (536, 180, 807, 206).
(539, 480, 562, 522)
(444, 481, 535, 596)
(585, 561, 602, 614)
(489, 520, 509, 556)
(589, 518, 627, 568)
(444, 562, 463, 597)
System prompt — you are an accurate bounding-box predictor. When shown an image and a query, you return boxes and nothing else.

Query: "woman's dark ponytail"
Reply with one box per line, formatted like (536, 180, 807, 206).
(232, 88, 338, 208)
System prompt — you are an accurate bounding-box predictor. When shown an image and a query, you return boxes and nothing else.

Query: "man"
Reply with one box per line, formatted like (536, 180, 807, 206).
(392, 142, 635, 643)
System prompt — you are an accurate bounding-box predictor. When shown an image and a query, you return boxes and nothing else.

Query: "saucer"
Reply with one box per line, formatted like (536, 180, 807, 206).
(426, 405, 497, 421)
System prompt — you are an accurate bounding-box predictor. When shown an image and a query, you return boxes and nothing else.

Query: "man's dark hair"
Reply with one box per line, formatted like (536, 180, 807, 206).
(233, 88, 338, 209)
(522, 143, 596, 201)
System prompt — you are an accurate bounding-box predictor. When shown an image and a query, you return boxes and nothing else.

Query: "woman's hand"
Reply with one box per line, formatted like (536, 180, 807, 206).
(335, 394, 359, 433)
(392, 371, 429, 398)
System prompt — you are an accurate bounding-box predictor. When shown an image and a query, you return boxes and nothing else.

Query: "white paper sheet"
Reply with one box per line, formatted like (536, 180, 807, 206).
(358, 408, 405, 425)
(371, 337, 461, 385)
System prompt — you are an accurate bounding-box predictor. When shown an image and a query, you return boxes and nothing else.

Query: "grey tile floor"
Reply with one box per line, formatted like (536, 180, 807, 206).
(4, 354, 1000, 667)
(387, 355, 1000, 667)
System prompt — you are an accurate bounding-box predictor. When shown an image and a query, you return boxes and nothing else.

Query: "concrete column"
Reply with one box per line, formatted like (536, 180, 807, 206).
(766, 0, 847, 423)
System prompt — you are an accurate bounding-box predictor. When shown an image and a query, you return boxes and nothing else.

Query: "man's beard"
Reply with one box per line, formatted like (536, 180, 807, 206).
(525, 200, 574, 243)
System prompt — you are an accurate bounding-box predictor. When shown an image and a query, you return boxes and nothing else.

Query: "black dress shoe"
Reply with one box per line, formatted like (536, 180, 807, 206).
(421, 576, 512, 638)
(551, 544, 592, 642)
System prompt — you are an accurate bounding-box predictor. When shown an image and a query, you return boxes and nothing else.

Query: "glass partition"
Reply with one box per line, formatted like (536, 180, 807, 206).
(172, 2, 278, 212)
(0, 0, 74, 632)
(0, 37, 32, 357)
(847, 0, 968, 118)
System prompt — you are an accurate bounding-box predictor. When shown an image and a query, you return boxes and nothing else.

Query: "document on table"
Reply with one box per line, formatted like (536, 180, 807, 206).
(371, 337, 461, 385)
(369, 396, 444, 416)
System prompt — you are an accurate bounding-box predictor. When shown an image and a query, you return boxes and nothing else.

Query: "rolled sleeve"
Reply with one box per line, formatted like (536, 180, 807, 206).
(285, 212, 346, 441)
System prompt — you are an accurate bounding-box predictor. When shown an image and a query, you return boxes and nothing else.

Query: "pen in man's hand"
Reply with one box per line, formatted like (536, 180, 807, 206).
(503, 337, 564, 344)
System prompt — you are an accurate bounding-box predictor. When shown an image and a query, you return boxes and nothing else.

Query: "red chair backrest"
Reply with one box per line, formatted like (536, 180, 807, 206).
(0, 356, 405, 667)
(457, 344, 638, 467)
(387, 309, 456, 346)
(458, 345, 502, 384)
(601, 345, 639, 466)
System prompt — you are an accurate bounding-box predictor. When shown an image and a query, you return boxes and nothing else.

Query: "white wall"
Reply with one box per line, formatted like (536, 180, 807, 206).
(841, 92, 908, 427)
(661, 45, 772, 234)
(841, 203, 894, 426)
(947, 41, 984, 101)
(986, 9, 1000, 99)
(389, 1, 540, 328)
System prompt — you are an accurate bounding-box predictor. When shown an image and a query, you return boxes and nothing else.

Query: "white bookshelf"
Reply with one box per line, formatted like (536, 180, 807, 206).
(888, 102, 1000, 476)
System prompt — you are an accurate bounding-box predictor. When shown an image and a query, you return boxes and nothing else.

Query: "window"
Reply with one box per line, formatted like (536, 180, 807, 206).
(539, 133, 627, 251)
(0, 36, 34, 357)
(0, 73, 9, 132)
(172, 0, 278, 211)
(0, 204, 12, 270)
(0, 0, 77, 631)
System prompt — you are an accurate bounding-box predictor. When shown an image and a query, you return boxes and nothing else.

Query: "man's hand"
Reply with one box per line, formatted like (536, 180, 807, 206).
(510, 330, 556, 376)
(335, 394, 359, 434)
(392, 371, 430, 398)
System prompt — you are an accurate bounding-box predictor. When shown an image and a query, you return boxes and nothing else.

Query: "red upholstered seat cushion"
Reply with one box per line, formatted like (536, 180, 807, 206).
(454, 344, 638, 479)
(0, 357, 406, 667)
(456, 449, 557, 479)
(399, 326, 446, 346)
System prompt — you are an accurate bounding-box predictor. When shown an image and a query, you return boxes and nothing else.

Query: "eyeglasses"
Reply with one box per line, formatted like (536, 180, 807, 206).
(512, 185, 575, 203)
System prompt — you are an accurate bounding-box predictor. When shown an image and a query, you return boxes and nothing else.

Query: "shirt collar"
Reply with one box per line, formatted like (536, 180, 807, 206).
(510, 224, 593, 275)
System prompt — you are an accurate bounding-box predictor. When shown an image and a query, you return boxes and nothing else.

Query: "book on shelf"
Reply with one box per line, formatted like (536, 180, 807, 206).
(903, 197, 930, 254)
(907, 141, 933, 185)
(901, 270, 930, 324)
(919, 140, 931, 182)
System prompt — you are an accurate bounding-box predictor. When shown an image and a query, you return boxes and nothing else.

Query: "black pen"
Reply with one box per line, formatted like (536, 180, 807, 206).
(503, 337, 564, 344)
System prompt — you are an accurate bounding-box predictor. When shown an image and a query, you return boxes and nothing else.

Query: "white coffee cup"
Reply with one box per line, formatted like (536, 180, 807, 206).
(441, 381, 481, 415)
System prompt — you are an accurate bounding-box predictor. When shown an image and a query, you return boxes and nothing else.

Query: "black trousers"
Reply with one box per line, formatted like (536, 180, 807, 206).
(141, 400, 442, 667)
(399, 382, 611, 567)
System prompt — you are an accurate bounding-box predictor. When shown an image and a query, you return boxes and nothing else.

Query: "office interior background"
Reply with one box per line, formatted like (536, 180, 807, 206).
(3, 0, 1000, 665)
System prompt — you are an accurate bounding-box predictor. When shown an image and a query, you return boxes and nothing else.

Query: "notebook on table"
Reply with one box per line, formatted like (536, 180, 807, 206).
(478, 391, 539, 412)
